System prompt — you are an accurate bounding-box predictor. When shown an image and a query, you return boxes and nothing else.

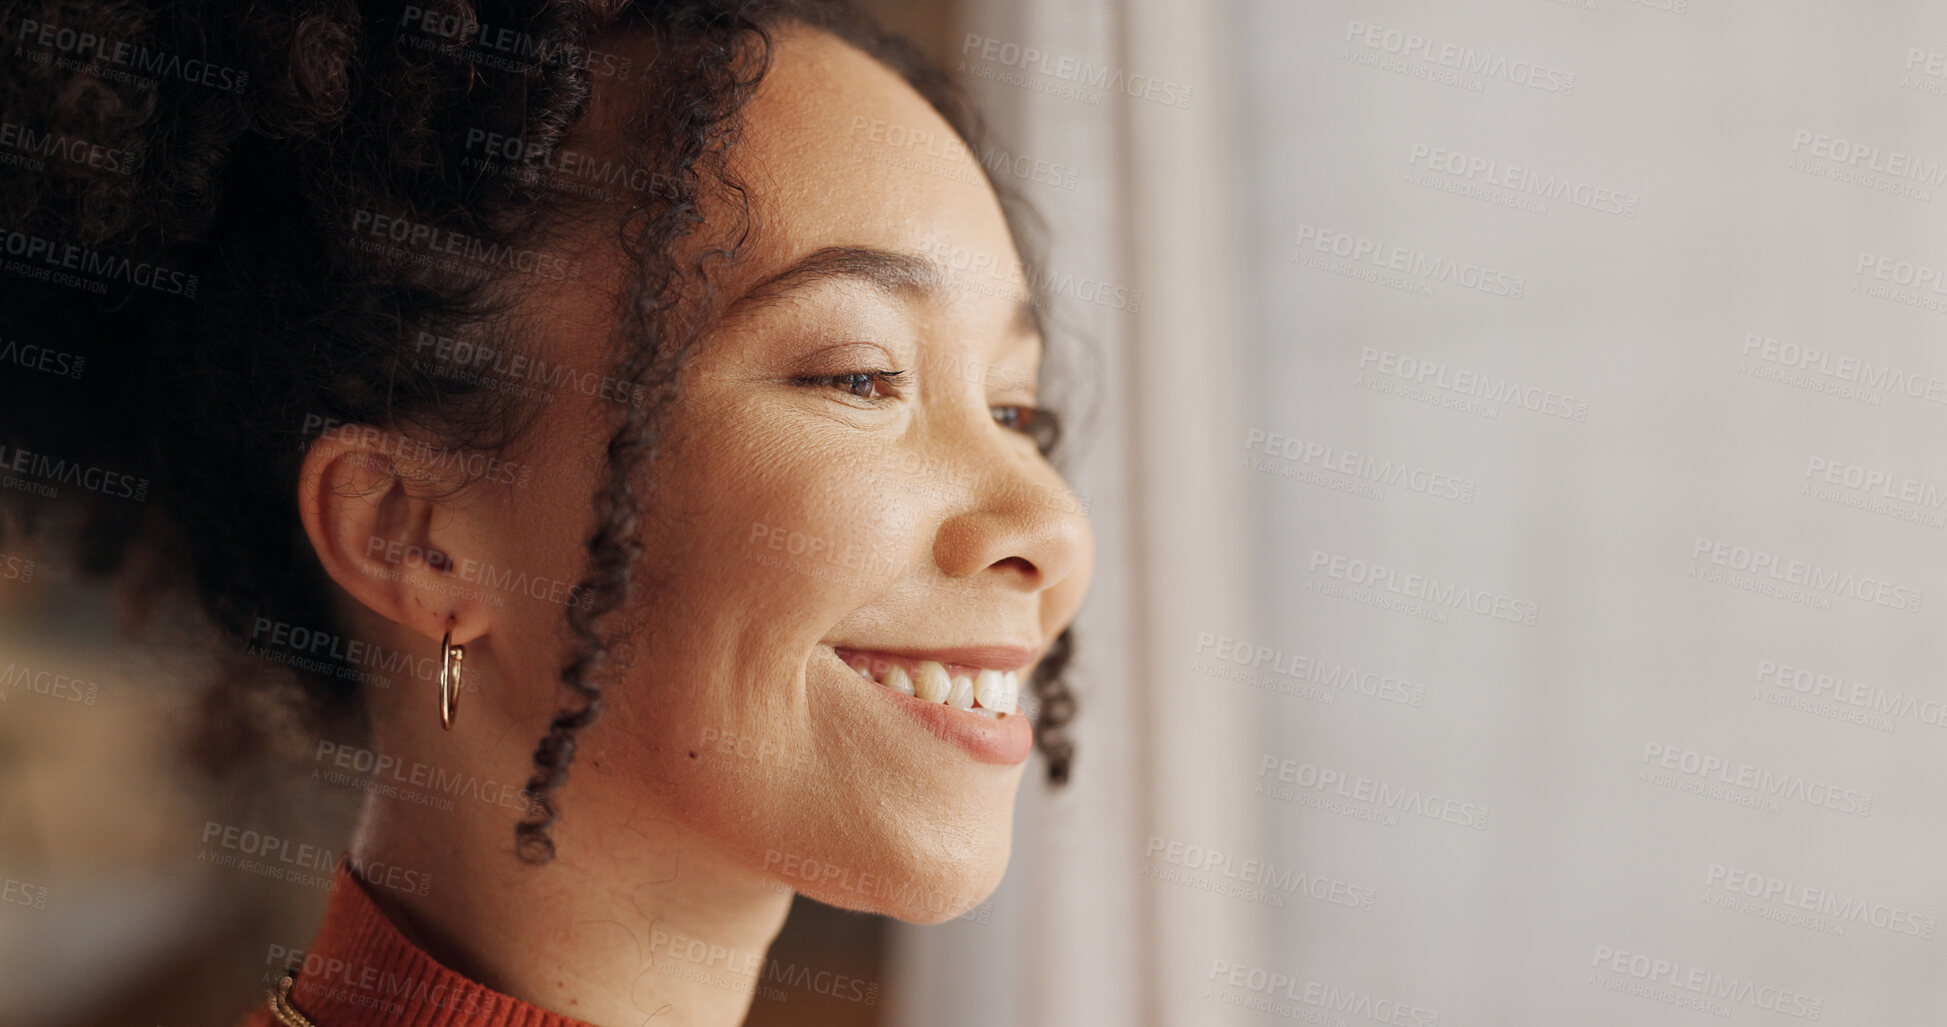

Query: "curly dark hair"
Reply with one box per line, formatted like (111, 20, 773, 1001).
(0, 0, 1078, 865)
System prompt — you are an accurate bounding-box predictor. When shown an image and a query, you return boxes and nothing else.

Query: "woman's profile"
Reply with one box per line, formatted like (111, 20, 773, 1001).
(0, 1, 1093, 1023)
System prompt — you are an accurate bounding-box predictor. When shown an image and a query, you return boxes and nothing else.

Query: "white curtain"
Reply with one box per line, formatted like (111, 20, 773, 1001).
(896, 0, 1947, 1024)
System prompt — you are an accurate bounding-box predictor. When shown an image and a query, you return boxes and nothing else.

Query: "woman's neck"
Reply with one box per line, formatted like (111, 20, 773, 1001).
(347, 764, 795, 1027)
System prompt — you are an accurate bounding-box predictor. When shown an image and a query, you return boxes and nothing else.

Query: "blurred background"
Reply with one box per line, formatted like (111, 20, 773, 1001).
(8, 0, 1947, 1024)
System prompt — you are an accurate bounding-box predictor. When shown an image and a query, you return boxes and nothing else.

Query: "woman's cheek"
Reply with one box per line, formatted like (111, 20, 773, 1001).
(726, 456, 927, 595)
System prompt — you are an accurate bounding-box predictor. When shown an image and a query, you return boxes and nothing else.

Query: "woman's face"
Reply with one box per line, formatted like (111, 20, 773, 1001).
(485, 25, 1093, 919)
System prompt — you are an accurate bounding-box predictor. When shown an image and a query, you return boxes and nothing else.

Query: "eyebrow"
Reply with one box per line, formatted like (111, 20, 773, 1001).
(726, 243, 1039, 338)
(731, 245, 941, 310)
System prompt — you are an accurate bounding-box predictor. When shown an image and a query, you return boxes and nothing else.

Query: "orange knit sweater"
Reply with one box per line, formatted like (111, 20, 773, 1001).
(234, 862, 594, 1027)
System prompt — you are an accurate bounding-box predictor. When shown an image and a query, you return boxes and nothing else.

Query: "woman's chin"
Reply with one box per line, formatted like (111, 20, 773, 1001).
(777, 837, 1013, 923)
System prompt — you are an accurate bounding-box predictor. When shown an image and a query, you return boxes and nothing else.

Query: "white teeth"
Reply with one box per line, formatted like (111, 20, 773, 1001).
(913, 660, 952, 702)
(946, 674, 975, 709)
(970, 707, 999, 718)
(974, 669, 1005, 710)
(847, 652, 1019, 716)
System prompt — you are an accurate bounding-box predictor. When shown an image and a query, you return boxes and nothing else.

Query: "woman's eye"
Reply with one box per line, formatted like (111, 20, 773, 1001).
(996, 404, 1061, 454)
(991, 405, 1036, 432)
(798, 369, 908, 401)
(833, 372, 883, 399)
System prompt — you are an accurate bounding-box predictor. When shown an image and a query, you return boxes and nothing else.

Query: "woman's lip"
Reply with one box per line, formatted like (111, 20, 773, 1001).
(817, 646, 1034, 766)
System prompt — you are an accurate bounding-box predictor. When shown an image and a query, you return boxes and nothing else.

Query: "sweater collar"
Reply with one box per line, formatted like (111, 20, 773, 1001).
(277, 860, 596, 1027)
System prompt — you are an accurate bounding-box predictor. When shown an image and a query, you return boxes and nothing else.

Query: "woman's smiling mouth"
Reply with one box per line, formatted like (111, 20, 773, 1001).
(830, 645, 1030, 716)
(817, 643, 1038, 764)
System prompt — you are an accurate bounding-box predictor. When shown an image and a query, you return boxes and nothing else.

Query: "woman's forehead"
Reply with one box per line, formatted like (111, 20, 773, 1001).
(719, 27, 1024, 313)
(552, 23, 1035, 358)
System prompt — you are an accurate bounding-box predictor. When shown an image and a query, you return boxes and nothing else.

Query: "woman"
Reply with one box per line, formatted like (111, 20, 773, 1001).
(0, 0, 1093, 1023)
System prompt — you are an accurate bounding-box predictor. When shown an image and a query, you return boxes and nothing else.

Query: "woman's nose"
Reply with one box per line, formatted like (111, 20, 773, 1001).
(930, 455, 1088, 592)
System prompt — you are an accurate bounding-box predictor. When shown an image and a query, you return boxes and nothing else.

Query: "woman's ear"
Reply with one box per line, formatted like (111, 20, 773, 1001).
(295, 422, 492, 646)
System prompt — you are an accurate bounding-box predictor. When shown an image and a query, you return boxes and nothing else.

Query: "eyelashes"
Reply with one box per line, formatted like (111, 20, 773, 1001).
(793, 368, 1060, 455)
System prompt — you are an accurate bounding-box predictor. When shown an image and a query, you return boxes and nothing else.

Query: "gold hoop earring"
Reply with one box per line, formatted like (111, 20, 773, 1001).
(439, 628, 465, 731)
